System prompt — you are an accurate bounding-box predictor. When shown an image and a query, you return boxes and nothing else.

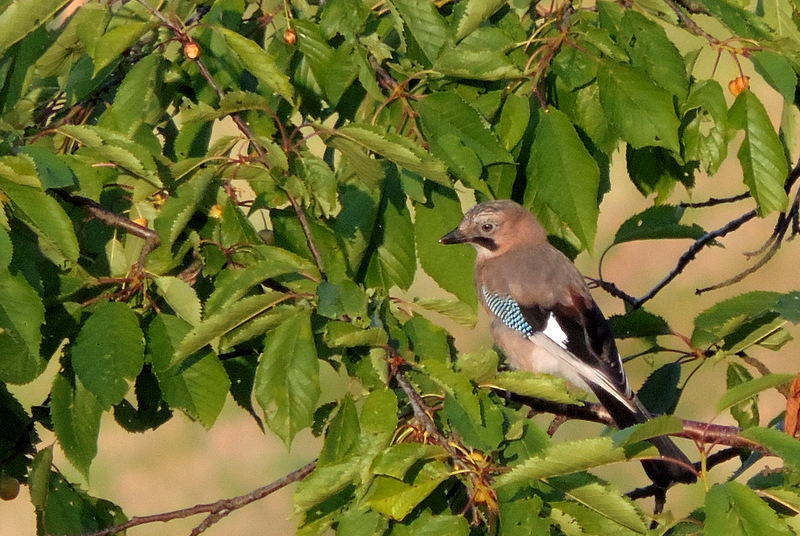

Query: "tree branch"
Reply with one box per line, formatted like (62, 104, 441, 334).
(76, 461, 317, 536)
(509, 393, 767, 452)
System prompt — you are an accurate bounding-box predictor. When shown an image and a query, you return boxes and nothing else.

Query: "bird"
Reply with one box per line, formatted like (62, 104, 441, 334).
(439, 199, 696, 488)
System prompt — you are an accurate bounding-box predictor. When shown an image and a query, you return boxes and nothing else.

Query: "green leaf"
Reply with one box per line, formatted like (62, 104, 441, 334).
(525, 107, 600, 250)
(174, 291, 288, 364)
(151, 170, 214, 250)
(452, 0, 506, 41)
(388, 0, 450, 65)
(495, 437, 647, 487)
(741, 426, 800, 471)
(319, 394, 360, 465)
(391, 512, 470, 536)
(255, 309, 321, 445)
(620, 10, 688, 100)
(727, 362, 759, 428)
(416, 91, 514, 171)
(626, 146, 694, 201)
(613, 205, 705, 244)
(705, 482, 792, 536)
(611, 415, 685, 447)
(365, 171, 417, 291)
(365, 460, 450, 520)
(317, 279, 369, 325)
(403, 314, 451, 363)
(496, 93, 530, 152)
(360, 386, 399, 436)
(728, 91, 789, 216)
(694, 0, 773, 40)
(155, 276, 202, 327)
(97, 53, 162, 136)
(435, 28, 522, 81)
(551, 500, 643, 536)
(488, 370, 578, 404)
(51, 374, 102, 479)
(682, 79, 730, 174)
(319, 0, 370, 39)
(55, 125, 161, 187)
(294, 457, 361, 513)
(637, 362, 682, 415)
(217, 27, 293, 103)
(715, 373, 794, 414)
(0, 268, 45, 384)
(205, 247, 312, 316)
(71, 302, 145, 409)
(29, 447, 127, 535)
(411, 297, 477, 326)
(332, 124, 449, 184)
(553, 476, 648, 534)
(556, 79, 619, 155)
(336, 507, 390, 536)
(415, 185, 477, 308)
(0, 0, 71, 56)
(293, 20, 357, 106)
(372, 443, 447, 479)
(597, 62, 680, 153)
(498, 494, 549, 535)
(608, 308, 671, 339)
(18, 146, 78, 189)
(775, 292, 800, 322)
(0, 163, 80, 265)
(751, 51, 796, 100)
(552, 45, 599, 91)
(692, 291, 784, 347)
(324, 322, 388, 348)
(159, 349, 231, 428)
(91, 21, 148, 76)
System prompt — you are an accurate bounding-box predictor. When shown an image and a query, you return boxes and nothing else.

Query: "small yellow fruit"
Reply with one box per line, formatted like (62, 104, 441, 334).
(132, 217, 148, 227)
(209, 204, 223, 219)
(184, 41, 200, 60)
(284, 28, 297, 46)
(728, 75, 750, 96)
(0, 476, 20, 501)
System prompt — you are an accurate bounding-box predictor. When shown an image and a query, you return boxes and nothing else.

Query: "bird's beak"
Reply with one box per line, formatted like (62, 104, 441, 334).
(439, 227, 468, 244)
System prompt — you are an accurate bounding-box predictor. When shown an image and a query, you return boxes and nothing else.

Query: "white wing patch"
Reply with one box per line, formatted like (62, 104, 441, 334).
(543, 313, 569, 349)
(527, 331, 639, 413)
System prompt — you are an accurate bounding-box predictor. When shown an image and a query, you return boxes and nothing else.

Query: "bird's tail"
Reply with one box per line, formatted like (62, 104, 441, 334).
(643, 435, 697, 487)
(595, 390, 697, 488)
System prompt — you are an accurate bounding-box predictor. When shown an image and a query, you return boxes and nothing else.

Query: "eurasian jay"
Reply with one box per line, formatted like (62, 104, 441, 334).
(440, 199, 696, 488)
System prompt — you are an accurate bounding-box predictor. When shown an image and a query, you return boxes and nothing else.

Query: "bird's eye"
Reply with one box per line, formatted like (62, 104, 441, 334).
(481, 223, 494, 233)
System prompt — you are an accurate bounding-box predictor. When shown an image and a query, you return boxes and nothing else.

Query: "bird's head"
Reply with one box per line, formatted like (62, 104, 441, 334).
(439, 200, 547, 258)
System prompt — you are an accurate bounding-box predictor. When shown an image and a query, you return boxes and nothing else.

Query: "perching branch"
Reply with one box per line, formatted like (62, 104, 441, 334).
(509, 393, 768, 453)
(55, 190, 161, 265)
(76, 461, 317, 536)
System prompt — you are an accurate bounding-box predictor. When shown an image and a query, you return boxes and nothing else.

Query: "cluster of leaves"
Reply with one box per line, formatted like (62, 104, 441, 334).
(1, 0, 800, 534)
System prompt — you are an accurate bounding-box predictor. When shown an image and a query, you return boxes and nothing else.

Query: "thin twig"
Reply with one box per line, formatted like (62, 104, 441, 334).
(77, 461, 317, 536)
(697, 184, 800, 294)
(663, 0, 714, 42)
(396, 371, 469, 468)
(55, 191, 159, 245)
(633, 209, 758, 308)
(680, 192, 750, 208)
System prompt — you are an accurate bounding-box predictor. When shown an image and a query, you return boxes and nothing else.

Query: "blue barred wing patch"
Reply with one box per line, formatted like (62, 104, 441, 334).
(482, 286, 535, 337)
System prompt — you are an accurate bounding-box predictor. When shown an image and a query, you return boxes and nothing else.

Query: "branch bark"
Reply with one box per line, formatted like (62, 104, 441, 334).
(509, 393, 766, 452)
(76, 461, 317, 536)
